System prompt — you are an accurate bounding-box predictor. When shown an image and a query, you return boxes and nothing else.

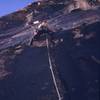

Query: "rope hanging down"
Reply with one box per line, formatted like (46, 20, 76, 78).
(46, 34, 63, 100)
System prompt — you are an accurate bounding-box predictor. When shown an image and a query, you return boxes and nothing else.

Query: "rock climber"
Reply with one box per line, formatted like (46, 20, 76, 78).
(34, 20, 55, 40)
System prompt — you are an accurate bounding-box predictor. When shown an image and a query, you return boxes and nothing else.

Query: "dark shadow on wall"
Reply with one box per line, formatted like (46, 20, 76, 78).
(0, 46, 58, 100)
(53, 22, 100, 100)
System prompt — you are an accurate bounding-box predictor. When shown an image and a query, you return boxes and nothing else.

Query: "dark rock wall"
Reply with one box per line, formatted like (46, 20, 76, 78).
(52, 22, 100, 100)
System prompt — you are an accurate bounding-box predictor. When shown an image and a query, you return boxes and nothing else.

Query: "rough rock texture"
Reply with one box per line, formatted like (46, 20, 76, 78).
(0, 0, 100, 100)
(0, 0, 100, 32)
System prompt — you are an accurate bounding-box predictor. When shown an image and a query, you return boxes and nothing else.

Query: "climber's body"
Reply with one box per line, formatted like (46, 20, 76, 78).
(34, 21, 54, 40)
(29, 20, 54, 45)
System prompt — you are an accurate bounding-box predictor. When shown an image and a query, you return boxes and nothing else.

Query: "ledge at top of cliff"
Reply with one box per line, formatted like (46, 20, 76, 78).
(0, 0, 100, 33)
(0, 0, 66, 33)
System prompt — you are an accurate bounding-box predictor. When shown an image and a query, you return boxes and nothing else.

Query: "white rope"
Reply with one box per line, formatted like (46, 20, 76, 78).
(46, 36, 63, 100)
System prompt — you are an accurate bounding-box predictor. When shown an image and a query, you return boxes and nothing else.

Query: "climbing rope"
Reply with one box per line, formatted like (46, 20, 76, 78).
(46, 35, 63, 100)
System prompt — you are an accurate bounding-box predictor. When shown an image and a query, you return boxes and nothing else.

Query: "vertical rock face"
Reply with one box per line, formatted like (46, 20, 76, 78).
(0, 0, 100, 100)
(0, 0, 100, 77)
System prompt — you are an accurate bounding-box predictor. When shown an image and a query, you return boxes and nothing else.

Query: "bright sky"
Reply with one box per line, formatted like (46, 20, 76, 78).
(0, 0, 37, 17)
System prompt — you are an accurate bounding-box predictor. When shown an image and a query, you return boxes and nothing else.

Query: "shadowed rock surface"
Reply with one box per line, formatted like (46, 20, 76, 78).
(51, 22, 100, 100)
(0, 0, 100, 100)
(0, 47, 58, 100)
